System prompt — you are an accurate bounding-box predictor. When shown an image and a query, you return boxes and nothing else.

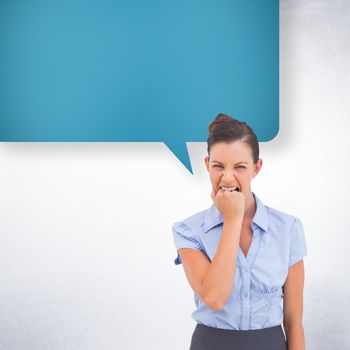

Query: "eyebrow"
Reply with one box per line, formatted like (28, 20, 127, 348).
(211, 161, 248, 165)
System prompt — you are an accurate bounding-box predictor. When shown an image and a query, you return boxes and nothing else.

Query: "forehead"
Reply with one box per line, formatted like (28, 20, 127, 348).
(209, 140, 253, 162)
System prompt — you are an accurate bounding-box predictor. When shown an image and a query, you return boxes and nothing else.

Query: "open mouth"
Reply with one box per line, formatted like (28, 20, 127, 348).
(220, 186, 240, 192)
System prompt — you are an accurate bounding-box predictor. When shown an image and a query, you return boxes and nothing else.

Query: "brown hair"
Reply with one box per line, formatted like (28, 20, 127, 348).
(207, 113, 259, 163)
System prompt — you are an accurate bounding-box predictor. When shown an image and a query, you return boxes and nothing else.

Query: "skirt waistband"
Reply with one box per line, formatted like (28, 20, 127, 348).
(195, 323, 284, 335)
(190, 323, 287, 350)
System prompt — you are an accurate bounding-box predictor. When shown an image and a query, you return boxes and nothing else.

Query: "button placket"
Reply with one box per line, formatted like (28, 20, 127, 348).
(240, 264, 251, 329)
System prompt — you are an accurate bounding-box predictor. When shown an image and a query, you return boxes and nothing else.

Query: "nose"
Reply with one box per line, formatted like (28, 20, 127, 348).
(220, 170, 237, 185)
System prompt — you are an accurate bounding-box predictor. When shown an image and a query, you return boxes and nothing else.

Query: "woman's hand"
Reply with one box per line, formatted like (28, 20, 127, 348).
(211, 186, 245, 221)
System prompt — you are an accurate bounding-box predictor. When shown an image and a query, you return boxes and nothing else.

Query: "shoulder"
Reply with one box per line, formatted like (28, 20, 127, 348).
(253, 192, 303, 236)
(172, 207, 209, 237)
(263, 203, 305, 241)
(171, 207, 210, 265)
(261, 202, 307, 266)
(266, 205, 299, 227)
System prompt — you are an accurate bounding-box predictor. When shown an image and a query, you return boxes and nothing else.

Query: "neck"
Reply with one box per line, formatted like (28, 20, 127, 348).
(244, 192, 256, 220)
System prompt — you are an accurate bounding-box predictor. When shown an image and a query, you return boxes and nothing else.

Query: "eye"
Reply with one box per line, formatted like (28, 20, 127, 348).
(213, 165, 223, 169)
(236, 165, 246, 169)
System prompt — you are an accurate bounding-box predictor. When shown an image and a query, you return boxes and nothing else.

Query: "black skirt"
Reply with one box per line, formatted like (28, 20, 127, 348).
(189, 323, 287, 350)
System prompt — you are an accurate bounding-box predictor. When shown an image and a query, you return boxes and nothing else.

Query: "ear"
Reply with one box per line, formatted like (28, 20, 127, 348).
(252, 158, 263, 178)
(204, 156, 210, 172)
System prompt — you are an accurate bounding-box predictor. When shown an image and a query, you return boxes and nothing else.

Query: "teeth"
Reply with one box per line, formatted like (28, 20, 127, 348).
(221, 186, 239, 191)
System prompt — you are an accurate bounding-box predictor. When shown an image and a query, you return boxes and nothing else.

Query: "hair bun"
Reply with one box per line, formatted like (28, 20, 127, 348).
(208, 113, 238, 133)
(207, 113, 259, 163)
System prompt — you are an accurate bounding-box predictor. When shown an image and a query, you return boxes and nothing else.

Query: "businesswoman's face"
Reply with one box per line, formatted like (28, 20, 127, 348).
(204, 140, 262, 197)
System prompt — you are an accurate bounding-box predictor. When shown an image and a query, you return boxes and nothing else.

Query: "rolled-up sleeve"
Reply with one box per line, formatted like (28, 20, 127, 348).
(288, 217, 308, 268)
(172, 221, 203, 265)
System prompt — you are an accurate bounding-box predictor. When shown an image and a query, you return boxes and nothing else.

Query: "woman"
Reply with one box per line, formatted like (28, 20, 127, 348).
(172, 114, 307, 350)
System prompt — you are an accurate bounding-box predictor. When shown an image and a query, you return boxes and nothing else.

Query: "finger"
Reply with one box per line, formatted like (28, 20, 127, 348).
(217, 189, 225, 198)
(218, 186, 225, 193)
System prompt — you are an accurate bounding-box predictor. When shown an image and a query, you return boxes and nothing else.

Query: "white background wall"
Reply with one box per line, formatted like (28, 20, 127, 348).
(1, 0, 349, 349)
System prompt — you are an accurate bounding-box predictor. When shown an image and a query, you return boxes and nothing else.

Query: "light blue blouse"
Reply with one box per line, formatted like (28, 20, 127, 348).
(172, 192, 307, 330)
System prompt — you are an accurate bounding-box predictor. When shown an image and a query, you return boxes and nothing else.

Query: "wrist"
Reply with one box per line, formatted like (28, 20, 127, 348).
(223, 215, 244, 225)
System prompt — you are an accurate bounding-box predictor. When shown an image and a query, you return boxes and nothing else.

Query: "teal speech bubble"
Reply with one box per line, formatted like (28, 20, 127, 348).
(0, 0, 279, 174)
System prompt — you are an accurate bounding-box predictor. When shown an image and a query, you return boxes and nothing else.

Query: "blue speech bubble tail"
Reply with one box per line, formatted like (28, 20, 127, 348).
(164, 141, 193, 175)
